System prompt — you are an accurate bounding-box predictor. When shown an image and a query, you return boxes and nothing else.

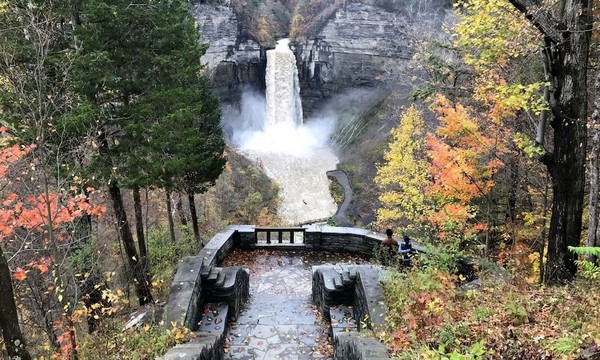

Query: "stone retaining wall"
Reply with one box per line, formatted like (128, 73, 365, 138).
(162, 225, 403, 359)
(333, 331, 391, 360)
(312, 264, 390, 359)
(237, 224, 425, 256)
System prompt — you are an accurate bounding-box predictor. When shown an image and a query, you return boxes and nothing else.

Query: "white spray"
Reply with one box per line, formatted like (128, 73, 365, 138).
(225, 39, 338, 225)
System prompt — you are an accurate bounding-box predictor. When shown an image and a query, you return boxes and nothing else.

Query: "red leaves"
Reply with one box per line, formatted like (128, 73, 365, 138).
(30, 257, 51, 274)
(12, 267, 27, 281)
(11, 258, 53, 282)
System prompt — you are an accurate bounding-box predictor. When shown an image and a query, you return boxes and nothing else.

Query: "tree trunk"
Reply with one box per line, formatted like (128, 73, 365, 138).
(0, 252, 32, 360)
(108, 184, 153, 305)
(587, 52, 600, 263)
(166, 190, 176, 244)
(132, 186, 148, 263)
(188, 192, 202, 245)
(176, 193, 188, 227)
(588, 129, 599, 262)
(509, 0, 592, 285)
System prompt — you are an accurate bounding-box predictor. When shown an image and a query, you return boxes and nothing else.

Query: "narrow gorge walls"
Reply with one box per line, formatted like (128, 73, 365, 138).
(191, 1, 445, 108)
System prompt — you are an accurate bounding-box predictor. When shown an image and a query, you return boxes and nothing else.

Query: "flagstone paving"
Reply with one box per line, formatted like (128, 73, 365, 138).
(222, 250, 367, 360)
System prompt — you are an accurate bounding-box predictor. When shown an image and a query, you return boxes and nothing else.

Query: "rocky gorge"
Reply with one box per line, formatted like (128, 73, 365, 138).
(193, 0, 451, 225)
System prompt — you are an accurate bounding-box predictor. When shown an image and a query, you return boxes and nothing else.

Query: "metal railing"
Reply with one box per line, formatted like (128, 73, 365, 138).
(254, 227, 306, 245)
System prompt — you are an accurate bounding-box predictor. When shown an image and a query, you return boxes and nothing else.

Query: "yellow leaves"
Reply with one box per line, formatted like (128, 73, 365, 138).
(454, 0, 540, 70)
(166, 323, 194, 345)
(374, 106, 429, 230)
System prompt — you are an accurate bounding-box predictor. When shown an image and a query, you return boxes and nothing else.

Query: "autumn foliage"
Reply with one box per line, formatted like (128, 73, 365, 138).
(0, 127, 106, 358)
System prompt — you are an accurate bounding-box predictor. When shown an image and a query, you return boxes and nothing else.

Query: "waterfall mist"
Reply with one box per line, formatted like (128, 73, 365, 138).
(223, 88, 339, 225)
(225, 90, 336, 157)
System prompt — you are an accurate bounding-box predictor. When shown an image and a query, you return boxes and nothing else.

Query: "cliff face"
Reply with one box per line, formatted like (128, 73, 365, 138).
(192, 2, 265, 102)
(193, 1, 429, 109)
(295, 2, 414, 113)
(193, 0, 447, 225)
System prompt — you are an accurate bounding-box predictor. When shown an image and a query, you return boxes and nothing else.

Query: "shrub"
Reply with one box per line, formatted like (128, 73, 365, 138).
(78, 321, 193, 359)
(147, 225, 199, 297)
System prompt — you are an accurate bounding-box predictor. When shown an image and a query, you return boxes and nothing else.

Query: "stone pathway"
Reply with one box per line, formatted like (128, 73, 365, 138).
(222, 250, 367, 360)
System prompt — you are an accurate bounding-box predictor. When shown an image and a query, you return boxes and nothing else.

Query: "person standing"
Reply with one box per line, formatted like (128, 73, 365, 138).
(380, 229, 399, 266)
(399, 235, 413, 266)
(382, 228, 399, 250)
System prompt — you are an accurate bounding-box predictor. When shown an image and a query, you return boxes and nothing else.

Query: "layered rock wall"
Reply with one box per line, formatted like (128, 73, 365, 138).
(297, 3, 410, 88)
(193, 1, 420, 109)
(191, 2, 264, 101)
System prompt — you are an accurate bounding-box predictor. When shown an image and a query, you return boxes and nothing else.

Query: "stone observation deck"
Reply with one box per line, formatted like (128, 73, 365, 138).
(158, 225, 424, 360)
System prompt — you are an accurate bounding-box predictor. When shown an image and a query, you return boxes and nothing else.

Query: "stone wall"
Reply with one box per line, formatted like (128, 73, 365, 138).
(333, 332, 390, 360)
(164, 225, 252, 329)
(312, 264, 390, 359)
(305, 225, 425, 256)
(165, 256, 204, 329)
(354, 267, 387, 331)
(162, 225, 409, 359)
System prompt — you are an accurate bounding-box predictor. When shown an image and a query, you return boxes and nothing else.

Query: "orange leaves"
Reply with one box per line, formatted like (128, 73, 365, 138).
(424, 95, 505, 241)
(11, 258, 52, 282)
(1, 134, 105, 244)
(29, 257, 51, 274)
(1, 191, 106, 240)
(12, 267, 27, 281)
(53, 329, 76, 360)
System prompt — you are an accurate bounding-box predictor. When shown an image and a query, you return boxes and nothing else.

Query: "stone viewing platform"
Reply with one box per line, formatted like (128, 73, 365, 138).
(158, 225, 421, 360)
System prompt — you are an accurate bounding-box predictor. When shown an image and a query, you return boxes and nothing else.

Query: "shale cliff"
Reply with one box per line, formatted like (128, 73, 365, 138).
(192, 0, 447, 110)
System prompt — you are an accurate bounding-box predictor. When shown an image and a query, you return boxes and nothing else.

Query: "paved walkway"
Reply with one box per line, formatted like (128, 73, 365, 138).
(222, 250, 366, 360)
(326, 170, 353, 227)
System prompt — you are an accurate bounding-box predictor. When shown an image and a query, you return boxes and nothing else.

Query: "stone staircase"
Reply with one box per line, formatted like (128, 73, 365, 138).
(312, 264, 391, 359)
(159, 303, 229, 360)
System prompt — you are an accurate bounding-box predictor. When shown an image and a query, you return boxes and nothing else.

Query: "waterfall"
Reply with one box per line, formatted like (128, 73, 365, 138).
(228, 38, 338, 225)
(265, 39, 303, 129)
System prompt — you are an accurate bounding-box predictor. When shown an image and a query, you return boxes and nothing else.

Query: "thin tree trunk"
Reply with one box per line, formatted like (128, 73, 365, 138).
(0, 251, 32, 360)
(587, 54, 600, 263)
(132, 186, 147, 262)
(166, 190, 176, 244)
(108, 184, 153, 305)
(176, 193, 188, 227)
(188, 192, 201, 245)
(587, 129, 599, 262)
(539, 175, 550, 284)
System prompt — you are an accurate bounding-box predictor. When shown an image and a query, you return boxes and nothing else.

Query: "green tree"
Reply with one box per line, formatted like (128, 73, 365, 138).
(67, 0, 221, 304)
(138, 80, 226, 246)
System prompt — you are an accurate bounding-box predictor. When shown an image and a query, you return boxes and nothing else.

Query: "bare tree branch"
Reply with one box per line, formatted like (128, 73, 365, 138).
(507, 0, 561, 43)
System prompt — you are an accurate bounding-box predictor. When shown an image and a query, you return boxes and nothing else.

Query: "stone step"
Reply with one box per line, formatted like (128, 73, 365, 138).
(220, 267, 239, 289)
(206, 267, 221, 282)
(341, 270, 352, 285)
(329, 305, 357, 335)
(214, 270, 227, 287)
(333, 273, 344, 289)
(197, 303, 228, 333)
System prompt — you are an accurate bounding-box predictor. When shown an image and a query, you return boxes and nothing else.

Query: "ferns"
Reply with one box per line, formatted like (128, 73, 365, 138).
(569, 246, 600, 280)
(568, 246, 600, 257)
